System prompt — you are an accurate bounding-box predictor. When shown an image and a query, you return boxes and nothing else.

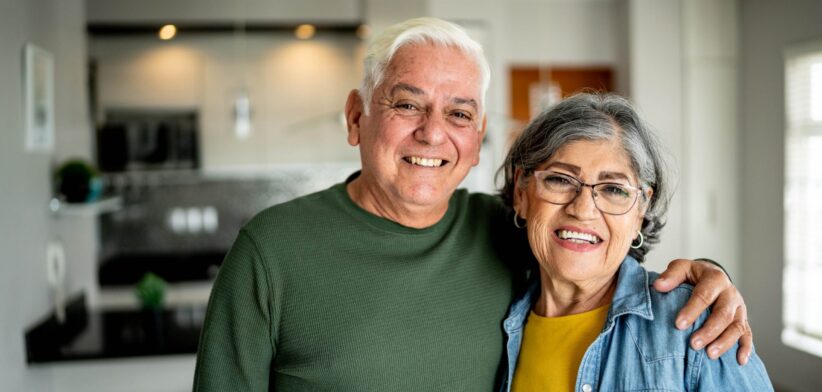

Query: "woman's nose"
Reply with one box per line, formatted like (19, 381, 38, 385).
(565, 186, 600, 219)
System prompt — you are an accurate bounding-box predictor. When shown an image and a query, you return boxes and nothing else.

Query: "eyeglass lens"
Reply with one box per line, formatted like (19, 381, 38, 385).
(536, 172, 638, 215)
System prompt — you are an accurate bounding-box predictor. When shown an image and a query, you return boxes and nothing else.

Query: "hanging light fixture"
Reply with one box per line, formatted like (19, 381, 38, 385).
(158, 24, 177, 40)
(295, 24, 316, 40)
(356, 24, 370, 40)
(232, 3, 252, 139)
(233, 89, 252, 139)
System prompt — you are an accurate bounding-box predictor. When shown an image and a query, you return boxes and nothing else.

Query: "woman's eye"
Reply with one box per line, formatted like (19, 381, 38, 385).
(543, 175, 577, 191)
(546, 175, 572, 185)
(602, 185, 630, 198)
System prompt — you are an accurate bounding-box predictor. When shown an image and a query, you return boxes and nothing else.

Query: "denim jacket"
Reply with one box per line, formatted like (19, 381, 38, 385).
(500, 256, 773, 392)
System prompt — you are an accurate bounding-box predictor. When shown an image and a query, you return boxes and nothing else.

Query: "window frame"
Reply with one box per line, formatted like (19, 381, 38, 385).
(782, 40, 822, 358)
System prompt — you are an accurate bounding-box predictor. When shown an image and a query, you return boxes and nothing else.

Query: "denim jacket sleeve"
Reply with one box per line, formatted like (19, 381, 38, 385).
(686, 308, 773, 391)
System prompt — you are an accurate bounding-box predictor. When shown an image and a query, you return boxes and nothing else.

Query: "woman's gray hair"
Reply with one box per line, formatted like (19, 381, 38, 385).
(499, 92, 670, 261)
(359, 17, 491, 115)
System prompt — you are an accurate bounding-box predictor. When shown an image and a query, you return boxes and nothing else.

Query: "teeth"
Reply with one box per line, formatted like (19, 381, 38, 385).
(408, 156, 443, 167)
(557, 230, 600, 244)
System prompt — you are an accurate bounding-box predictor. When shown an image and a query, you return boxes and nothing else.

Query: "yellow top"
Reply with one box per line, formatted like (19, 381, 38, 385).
(511, 303, 610, 392)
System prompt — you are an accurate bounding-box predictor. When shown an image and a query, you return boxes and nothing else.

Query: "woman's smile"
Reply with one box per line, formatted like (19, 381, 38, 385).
(551, 225, 604, 252)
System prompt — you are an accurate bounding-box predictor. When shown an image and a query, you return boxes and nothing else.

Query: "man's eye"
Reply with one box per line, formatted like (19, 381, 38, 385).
(452, 111, 472, 120)
(394, 103, 418, 111)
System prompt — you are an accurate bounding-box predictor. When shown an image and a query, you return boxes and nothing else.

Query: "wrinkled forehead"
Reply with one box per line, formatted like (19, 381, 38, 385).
(380, 43, 483, 98)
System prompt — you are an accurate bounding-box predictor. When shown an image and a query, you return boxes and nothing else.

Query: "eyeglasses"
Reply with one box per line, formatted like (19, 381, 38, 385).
(532, 170, 644, 216)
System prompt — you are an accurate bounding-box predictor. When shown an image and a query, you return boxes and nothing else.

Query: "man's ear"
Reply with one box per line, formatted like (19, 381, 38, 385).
(345, 89, 364, 147)
(513, 168, 529, 218)
(472, 114, 488, 166)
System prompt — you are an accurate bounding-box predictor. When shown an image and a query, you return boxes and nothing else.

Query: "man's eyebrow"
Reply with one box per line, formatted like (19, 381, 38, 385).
(452, 97, 478, 111)
(389, 83, 478, 112)
(390, 83, 425, 96)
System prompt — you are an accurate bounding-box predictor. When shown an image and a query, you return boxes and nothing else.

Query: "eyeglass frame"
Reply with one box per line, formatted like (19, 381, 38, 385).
(530, 170, 648, 216)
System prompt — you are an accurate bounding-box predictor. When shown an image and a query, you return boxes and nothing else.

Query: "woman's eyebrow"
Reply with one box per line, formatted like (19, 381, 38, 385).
(598, 171, 631, 182)
(545, 162, 580, 175)
(546, 162, 632, 182)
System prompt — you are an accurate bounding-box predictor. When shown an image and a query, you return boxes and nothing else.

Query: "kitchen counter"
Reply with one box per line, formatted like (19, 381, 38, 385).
(25, 293, 205, 364)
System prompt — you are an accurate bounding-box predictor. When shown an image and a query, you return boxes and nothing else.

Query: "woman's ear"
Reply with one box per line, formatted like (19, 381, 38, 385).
(513, 168, 529, 218)
(637, 187, 654, 226)
(641, 187, 654, 214)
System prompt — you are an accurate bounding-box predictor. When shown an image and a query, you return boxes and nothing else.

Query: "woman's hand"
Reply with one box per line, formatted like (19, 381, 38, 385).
(653, 259, 753, 366)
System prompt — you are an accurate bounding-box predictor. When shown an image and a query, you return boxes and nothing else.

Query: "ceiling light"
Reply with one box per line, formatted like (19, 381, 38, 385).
(158, 24, 177, 40)
(294, 24, 315, 40)
(356, 24, 370, 40)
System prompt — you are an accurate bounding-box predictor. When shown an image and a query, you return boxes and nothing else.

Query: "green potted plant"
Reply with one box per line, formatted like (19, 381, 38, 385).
(55, 159, 102, 203)
(135, 272, 168, 343)
(135, 272, 167, 310)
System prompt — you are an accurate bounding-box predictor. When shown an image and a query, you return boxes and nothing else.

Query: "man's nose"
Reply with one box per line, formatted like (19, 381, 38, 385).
(414, 113, 447, 145)
(564, 186, 600, 220)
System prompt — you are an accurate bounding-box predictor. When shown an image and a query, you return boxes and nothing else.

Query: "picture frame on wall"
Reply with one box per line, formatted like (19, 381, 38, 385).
(23, 43, 55, 153)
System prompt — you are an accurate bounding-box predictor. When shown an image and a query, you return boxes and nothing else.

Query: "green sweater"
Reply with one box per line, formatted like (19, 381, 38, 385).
(193, 181, 524, 391)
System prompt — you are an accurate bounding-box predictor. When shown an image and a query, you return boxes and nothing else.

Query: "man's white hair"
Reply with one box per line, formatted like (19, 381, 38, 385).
(359, 17, 491, 116)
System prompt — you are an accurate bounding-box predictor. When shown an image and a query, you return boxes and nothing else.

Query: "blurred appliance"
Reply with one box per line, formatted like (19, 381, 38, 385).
(96, 110, 199, 172)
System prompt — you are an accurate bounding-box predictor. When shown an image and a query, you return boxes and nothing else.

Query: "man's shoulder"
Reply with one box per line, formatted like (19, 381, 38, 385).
(453, 188, 507, 215)
(243, 183, 343, 234)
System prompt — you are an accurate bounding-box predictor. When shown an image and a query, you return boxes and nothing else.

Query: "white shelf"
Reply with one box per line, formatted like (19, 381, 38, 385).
(50, 196, 123, 217)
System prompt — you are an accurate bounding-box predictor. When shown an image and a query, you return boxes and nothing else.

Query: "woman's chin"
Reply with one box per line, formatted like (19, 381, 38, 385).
(542, 253, 619, 285)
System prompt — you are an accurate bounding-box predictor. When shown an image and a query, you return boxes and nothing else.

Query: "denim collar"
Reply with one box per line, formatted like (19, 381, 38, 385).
(503, 256, 654, 333)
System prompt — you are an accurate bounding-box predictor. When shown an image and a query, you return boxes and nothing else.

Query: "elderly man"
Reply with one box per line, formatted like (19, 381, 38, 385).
(193, 17, 751, 391)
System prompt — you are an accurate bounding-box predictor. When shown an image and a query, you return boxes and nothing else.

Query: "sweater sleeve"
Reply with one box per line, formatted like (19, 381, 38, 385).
(193, 229, 277, 391)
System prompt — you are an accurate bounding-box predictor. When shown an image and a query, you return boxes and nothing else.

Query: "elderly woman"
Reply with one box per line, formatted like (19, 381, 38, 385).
(498, 93, 772, 391)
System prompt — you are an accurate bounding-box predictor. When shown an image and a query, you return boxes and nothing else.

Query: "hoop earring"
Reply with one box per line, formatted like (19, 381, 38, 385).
(513, 211, 526, 229)
(630, 231, 644, 249)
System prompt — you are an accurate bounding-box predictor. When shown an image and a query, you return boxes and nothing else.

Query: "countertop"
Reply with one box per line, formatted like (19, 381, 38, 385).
(26, 293, 205, 364)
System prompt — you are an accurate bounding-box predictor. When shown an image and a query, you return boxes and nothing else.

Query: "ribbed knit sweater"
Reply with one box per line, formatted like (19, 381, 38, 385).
(193, 181, 525, 391)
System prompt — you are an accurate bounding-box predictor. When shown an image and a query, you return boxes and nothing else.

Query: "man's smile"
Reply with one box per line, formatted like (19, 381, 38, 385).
(403, 156, 448, 167)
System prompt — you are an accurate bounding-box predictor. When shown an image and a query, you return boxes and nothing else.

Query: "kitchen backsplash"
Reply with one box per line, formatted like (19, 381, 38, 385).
(97, 164, 359, 284)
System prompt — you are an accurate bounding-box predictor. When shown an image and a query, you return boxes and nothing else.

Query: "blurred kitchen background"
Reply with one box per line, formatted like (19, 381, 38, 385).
(1, 0, 821, 391)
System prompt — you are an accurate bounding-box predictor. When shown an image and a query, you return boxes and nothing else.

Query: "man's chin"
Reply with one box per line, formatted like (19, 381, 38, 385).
(398, 186, 454, 210)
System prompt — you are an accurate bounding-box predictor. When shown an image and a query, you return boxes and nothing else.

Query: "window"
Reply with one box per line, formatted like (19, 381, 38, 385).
(783, 42, 822, 357)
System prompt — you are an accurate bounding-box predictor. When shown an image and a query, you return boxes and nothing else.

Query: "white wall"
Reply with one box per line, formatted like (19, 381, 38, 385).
(0, 0, 91, 390)
(739, 1, 822, 391)
(628, 0, 686, 272)
(625, 0, 741, 279)
(681, 0, 739, 280)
